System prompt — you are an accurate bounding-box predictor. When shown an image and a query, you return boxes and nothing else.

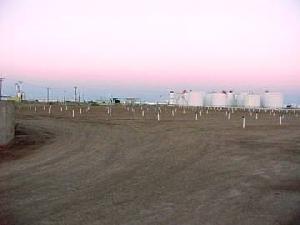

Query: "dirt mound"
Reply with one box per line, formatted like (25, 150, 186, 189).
(0, 124, 53, 163)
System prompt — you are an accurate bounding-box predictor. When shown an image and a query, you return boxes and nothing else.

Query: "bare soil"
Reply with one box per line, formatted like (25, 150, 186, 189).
(0, 105, 299, 225)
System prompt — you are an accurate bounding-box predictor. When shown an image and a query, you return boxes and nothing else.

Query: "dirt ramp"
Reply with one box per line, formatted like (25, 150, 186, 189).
(0, 123, 54, 163)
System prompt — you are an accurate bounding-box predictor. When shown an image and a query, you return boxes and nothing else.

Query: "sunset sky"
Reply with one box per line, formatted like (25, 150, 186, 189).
(0, 0, 299, 102)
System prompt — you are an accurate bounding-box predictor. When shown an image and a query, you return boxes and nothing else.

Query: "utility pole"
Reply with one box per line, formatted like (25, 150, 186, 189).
(63, 90, 66, 104)
(47, 87, 50, 103)
(0, 75, 4, 101)
(78, 90, 81, 103)
(74, 86, 78, 102)
(18, 81, 23, 101)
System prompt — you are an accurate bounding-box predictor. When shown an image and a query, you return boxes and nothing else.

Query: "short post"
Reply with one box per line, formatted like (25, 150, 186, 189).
(255, 113, 258, 120)
(60, 106, 63, 112)
(72, 109, 75, 118)
(172, 110, 175, 117)
(195, 112, 198, 120)
(157, 112, 160, 121)
(48, 106, 51, 115)
(228, 112, 231, 120)
(279, 115, 282, 125)
(34, 106, 37, 112)
(199, 110, 202, 117)
(242, 116, 246, 129)
(142, 110, 145, 117)
(80, 108, 82, 115)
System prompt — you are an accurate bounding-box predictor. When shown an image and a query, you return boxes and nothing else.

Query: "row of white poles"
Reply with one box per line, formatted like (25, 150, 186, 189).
(24, 104, 289, 128)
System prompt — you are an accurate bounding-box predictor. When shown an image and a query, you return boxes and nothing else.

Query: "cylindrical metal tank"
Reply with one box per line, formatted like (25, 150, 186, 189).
(226, 91, 236, 107)
(169, 91, 175, 105)
(244, 94, 261, 108)
(262, 92, 283, 108)
(207, 93, 227, 107)
(204, 94, 211, 106)
(188, 91, 204, 106)
(173, 93, 179, 105)
(177, 90, 189, 106)
(236, 92, 248, 107)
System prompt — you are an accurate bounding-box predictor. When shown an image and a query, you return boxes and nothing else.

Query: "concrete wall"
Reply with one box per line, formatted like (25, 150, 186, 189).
(0, 101, 15, 146)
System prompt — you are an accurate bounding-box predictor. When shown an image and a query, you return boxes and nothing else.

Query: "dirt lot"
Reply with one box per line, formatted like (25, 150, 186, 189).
(0, 104, 300, 225)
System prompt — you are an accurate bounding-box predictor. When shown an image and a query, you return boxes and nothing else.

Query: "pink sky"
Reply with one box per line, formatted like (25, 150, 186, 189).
(0, 0, 300, 92)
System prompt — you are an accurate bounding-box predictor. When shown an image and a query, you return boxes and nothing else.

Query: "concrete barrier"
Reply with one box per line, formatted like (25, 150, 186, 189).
(0, 101, 15, 146)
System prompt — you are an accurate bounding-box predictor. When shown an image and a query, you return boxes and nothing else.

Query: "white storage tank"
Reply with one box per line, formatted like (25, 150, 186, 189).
(236, 92, 248, 107)
(244, 94, 261, 108)
(226, 91, 236, 107)
(188, 91, 204, 106)
(262, 91, 283, 108)
(174, 93, 180, 105)
(204, 94, 211, 106)
(169, 91, 175, 105)
(177, 90, 189, 106)
(207, 92, 227, 107)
